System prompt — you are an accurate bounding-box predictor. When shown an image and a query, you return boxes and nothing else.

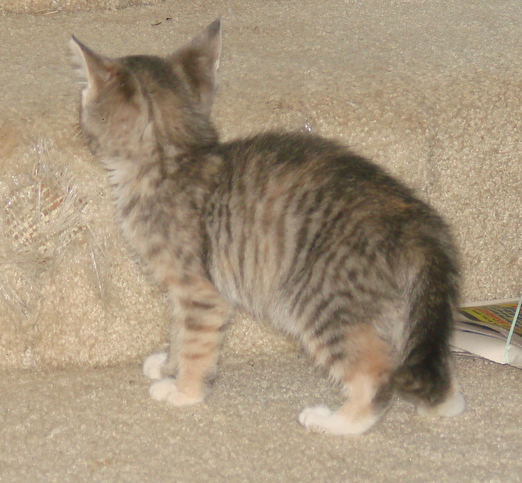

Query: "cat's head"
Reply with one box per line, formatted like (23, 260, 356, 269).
(70, 20, 221, 160)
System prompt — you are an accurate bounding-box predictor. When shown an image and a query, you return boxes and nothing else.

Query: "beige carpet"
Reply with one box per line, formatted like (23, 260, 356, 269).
(2, 356, 522, 482)
(1, 0, 521, 481)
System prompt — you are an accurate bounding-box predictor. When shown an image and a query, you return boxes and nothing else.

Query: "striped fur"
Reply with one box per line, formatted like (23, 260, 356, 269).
(70, 20, 464, 434)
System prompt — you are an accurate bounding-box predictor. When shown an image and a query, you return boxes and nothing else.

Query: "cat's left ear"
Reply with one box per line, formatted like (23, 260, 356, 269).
(170, 19, 222, 114)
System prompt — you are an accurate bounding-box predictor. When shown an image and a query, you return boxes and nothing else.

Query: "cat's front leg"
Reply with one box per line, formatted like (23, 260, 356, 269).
(143, 320, 186, 380)
(144, 353, 199, 406)
(149, 377, 204, 406)
(143, 352, 168, 380)
(146, 274, 231, 406)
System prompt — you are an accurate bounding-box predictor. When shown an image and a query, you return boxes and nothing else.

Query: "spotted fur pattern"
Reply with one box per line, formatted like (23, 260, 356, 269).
(70, 20, 465, 434)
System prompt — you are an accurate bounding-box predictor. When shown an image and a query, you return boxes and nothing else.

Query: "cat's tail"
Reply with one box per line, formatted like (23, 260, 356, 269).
(392, 237, 465, 416)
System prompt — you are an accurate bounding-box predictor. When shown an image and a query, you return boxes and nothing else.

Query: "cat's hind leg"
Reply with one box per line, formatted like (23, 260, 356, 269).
(299, 372, 394, 435)
(299, 326, 394, 435)
(394, 352, 465, 418)
(415, 380, 465, 418)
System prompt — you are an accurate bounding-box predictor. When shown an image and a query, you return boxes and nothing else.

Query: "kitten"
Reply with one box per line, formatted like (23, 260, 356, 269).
(69, 20, 465, 435)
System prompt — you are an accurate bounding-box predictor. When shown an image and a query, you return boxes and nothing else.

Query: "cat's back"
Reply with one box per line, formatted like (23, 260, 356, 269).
(215, 131, 419, 211)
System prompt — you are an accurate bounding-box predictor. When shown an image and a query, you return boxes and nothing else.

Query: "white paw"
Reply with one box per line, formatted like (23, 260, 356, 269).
(417, 390, 465, 418)
(299, 404, 377, 435)
(149, 378, 202, 406)
(299, 404, 333, 429)
(143, 352, 167, 380)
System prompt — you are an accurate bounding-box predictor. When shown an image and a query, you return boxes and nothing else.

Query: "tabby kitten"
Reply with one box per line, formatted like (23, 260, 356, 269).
(70, 20, 465, 434)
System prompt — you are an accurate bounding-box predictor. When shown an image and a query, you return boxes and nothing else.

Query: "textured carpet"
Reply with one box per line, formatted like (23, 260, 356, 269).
(2, 356, 522, 482)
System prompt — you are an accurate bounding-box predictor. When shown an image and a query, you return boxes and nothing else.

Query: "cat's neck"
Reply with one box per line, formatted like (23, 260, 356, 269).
(102, 140, 220, 209)
(103, 159, 158, 217)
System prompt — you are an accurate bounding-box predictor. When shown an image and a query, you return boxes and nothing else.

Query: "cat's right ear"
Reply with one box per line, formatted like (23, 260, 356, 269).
(69, 36, 118, 99)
